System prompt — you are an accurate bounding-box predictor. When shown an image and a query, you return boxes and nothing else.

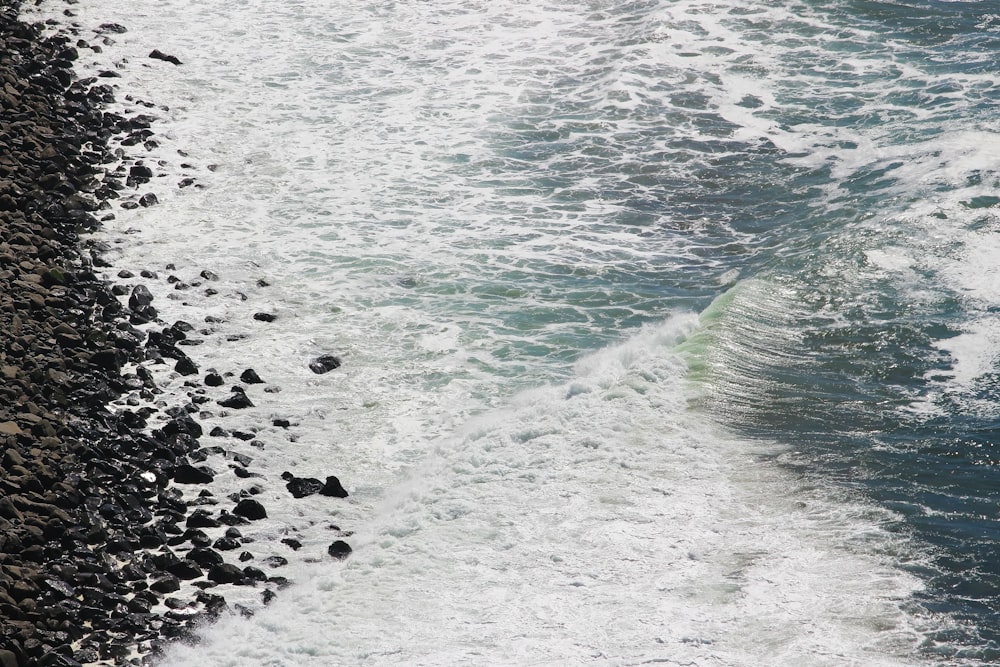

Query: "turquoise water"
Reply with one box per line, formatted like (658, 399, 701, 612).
(30, 0, 1000, 663)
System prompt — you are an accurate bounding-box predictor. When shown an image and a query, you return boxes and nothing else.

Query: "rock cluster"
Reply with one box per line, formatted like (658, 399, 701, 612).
(0, 4, 352, 665)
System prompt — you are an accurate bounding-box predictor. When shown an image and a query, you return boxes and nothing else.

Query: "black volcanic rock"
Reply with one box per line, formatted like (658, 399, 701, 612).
(320, 475, 349, 498)
(285, 475, 323, 499)
(207, 563, 243, 585)
(172, 464, 215, 485)
(239, 368, 264, 384)
(149, 49, 182, 66)
(308, 354, 341, 374)
(128, 284, 154, 309)
(232, 498, 267, 520)
(218, 387, 254, 409)
(327, 540, 352, 560)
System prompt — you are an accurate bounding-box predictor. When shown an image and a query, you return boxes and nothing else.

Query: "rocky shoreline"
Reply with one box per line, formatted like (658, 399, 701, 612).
(0, 4, 349, 665)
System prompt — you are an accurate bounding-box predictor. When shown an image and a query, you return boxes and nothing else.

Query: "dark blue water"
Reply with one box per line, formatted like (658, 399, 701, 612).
(685, 2, 1000, 661)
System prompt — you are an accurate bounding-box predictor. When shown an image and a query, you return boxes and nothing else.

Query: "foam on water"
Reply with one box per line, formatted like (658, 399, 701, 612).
(157, 317, 929, 666)
(25, 0, 1000, 662)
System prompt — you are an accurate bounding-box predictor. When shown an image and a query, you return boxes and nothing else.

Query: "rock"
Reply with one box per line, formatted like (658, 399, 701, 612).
(161, 414, 204, 439)
(252, 312, 276, 322)
(328, 540, 352, 560)
(130, 303, 158, 325)
(173, 464, 215, 484)
(187, 547, 224, 567)
(186, 509, 222, 529)
(213, 537, 240, 551)
(150, 575, 181, 594)
(320, 475, 349, 498)
(149, 49, 182, 65)
(0, 421, 22, 436)
(129, 164, 154, 180)
(218, 387, 253, 409)
(285, 476, 323, 499)
(308, 354, 341, 374)
(0, 649, 19, 667)
(207, 563, 243, 584)
(204, 372, 225, 387)
(128, 284, 154, 309)
(232, 498, 267, 520)
(165, 560, 203, 580)
(174, 355, 199, 376)
(239, 368, 264, 384)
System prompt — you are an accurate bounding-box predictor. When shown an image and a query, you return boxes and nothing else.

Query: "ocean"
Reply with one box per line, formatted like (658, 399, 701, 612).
(25, 0, 1000, 664)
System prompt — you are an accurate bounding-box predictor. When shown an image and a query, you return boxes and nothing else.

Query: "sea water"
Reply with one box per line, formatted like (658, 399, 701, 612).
(25, 0, 1000, 664)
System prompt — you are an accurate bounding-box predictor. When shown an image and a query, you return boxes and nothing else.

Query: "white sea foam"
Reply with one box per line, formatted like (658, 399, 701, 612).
(157, 318, 927, 666)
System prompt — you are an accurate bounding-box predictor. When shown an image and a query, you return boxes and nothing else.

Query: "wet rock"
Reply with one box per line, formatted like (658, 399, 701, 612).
(207, 563, 243, 585)
(128, 284, 154, 309)
(212, 537, 240, 551)
(186, 510, 221, 529)
(232, 498, 266, 521)
(165, 560, 203, 580)
(252, 312, 276, 322)
(149, 49, 182, 66)
(174, 355, 199, 376)
(327, 540, 352, 560)
(149, 575, 181, 594)
(308, 354, 342, 374)
(283, 474, 323, 499)
(239, 368, 264, 384)
(204, 372, 225, 387)
(172, 464, 215, 485)
(320, 475, 349, 498)
(187, 547, 224, 568)
(217, 387, 253, 409)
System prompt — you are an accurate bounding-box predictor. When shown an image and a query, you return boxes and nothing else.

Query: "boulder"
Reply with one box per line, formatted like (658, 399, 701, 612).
(218, 387, 253, 409)
(207, 563, 243, 585)
(172, 464, 214, 485)
(239, 368, 264, 384)
(320, 475, 349, 498)
(149, 49, 182, 66)
(232, 498, 267, 520)
(308, 354, 341, 374)
(285, 476, 323, 499)
(327, 540, 352, 560)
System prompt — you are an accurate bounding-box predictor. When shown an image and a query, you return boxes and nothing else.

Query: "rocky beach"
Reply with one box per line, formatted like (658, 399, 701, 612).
(0, 3, 350, 664)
